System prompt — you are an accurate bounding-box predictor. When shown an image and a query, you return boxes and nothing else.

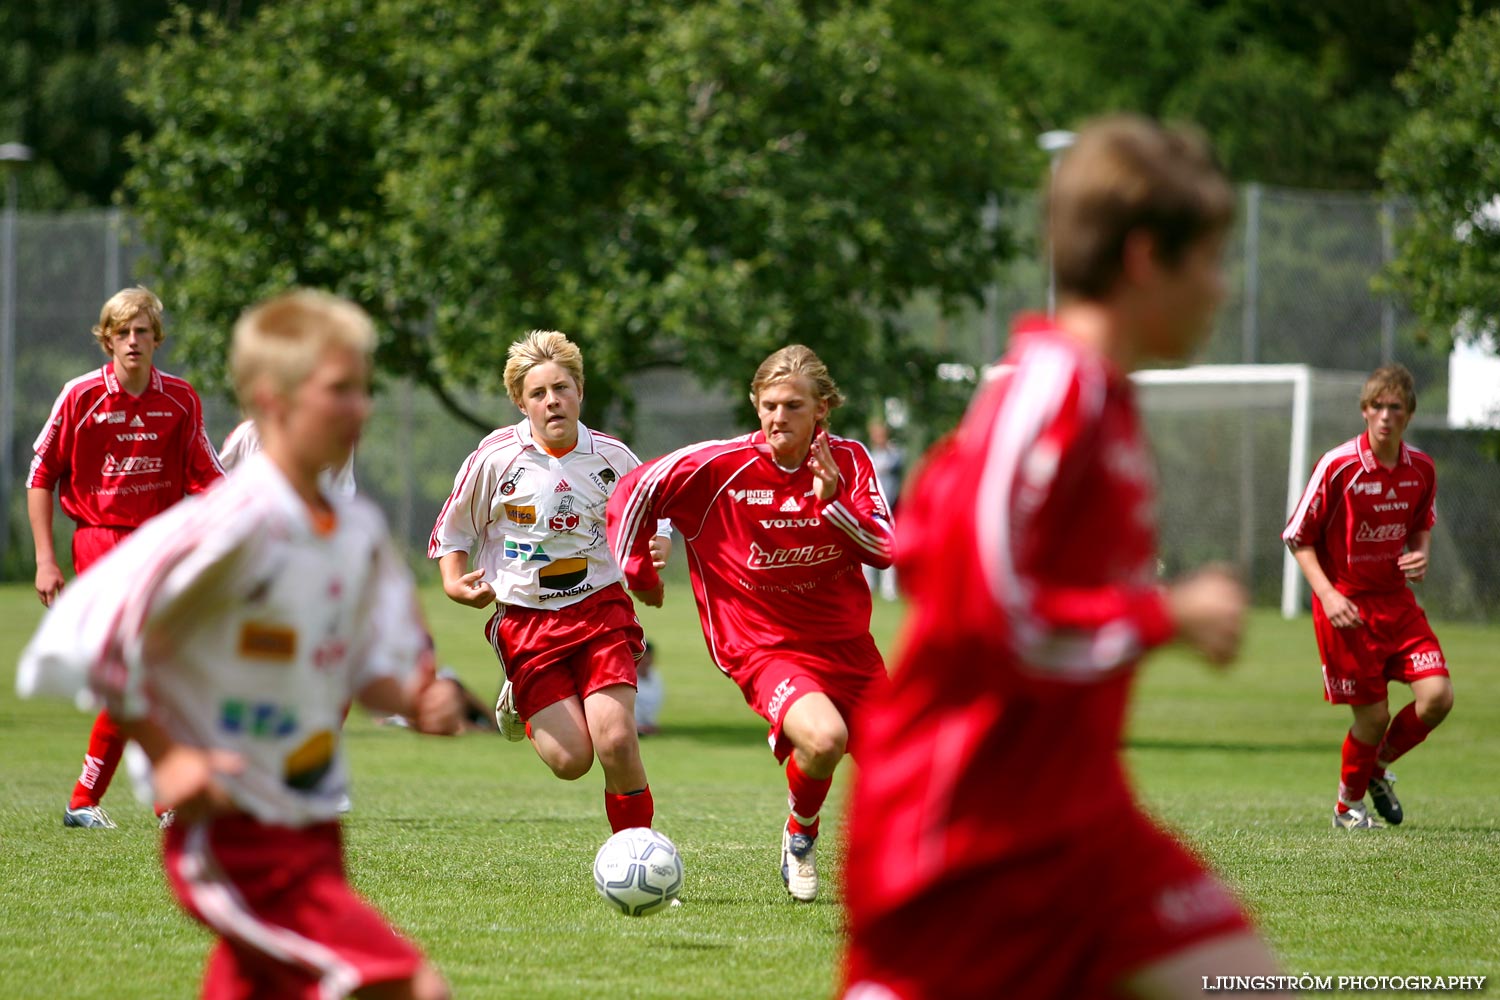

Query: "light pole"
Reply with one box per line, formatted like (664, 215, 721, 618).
(0, 141, 35, 575)
(1036, 129, 1076, 316)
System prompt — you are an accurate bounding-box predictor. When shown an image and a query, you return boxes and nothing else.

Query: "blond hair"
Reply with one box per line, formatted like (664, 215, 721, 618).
(1360, 363, 1417, 414)
(92, 286, 165, 356)
(1049, 115, 1235, 299)
(503, 330, 585, 405)
(230, 290, 375, 415)
(748, 344, 845, 410)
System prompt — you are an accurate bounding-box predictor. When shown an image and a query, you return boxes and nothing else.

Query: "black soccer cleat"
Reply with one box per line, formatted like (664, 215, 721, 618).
(1367, 770, 1403, 825)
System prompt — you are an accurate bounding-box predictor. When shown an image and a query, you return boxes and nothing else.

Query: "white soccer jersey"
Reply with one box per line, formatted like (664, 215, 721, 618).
(220, 418, 357, 498)
(430, 419, 662, 610)
(18, 453, 429, 827)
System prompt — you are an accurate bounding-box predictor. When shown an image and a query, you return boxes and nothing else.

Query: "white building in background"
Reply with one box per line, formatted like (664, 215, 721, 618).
(1447, 333, 1500, 429)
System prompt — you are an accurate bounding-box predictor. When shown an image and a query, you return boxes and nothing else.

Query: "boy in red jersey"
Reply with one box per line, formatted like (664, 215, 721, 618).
(1283, 364, 1450, 830)
(607, 345, 895, 902)
(430, 330, 667, 834)
(27, 286, 224, 829)
(840, 117, 1289, 999)
(20, 290, 463, 1000)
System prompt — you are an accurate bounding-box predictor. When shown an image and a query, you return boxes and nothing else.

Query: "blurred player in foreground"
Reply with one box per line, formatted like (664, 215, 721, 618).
(220, 414, 357, 496)
(430, 330, 669, 833)
(841, 116, 1290, 999)
(1283, 364, 1451, 830)
(27, 286, 223, 829)
(19, 290, 464, 999)
(608, 345, 894, 902)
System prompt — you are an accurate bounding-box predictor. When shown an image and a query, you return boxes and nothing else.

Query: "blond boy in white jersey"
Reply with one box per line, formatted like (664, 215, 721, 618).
(19, 290, 463, 1000)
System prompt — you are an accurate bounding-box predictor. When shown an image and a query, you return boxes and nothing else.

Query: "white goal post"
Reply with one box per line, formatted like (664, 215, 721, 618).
(1130, 364, 1370, 619)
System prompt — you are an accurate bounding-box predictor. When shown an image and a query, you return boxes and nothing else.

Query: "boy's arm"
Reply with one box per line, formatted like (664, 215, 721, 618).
(437, 549, 496, 608)
(809, 433, 895, 569)
(27, 487, 63, 606)
(1291, 545, 1361, 627)
(355, 663, 465, 736)
(120, 715, 244, 823)
(1398, 529, 1431, 583)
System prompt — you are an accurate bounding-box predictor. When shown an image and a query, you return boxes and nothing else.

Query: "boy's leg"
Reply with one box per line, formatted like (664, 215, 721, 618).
(1379, 676, 1451, 766)
(1119, 932, 1291, 1000)
(65, 709, 126, 821)
(778, 692, 848, 902)
(583, 685, 653, 831)
(528, 696, 596, 781)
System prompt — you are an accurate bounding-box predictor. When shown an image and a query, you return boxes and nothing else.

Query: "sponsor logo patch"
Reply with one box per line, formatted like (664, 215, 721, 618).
(548, 495, 580, 532)
(220, 699, 298, 738)
(767, 679, 797, 723)
(93, 411, 126, 425)
(504, 503, 536, 525)
(101, 454, 164, 477)
(499, 468, 524, 496)
(589, 468, 618, 491)
(1354, 521, 1407, 544)
(115, 432, 158, 442)
(539, 557, 588, 590)
(747, 540, 841, 569)
(758, 517, 821, 529)
(554, 478, 573, 493)
(237, 622, 298, 660)
(729, 488, 774, 505)
(284, 730, 335, 791)
(1371, 501, 1409, 512)
(129, 415, 145, 428)
(504, 539, 550, 562)
(779, 496, 801, 512)
(1409, 651, 1445, 673)
(1352, 481, 1382, 496)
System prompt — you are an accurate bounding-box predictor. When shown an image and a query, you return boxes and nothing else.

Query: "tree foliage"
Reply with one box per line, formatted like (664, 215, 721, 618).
(124, 0, 1026, 431)
(1380, 7, 1500, 349)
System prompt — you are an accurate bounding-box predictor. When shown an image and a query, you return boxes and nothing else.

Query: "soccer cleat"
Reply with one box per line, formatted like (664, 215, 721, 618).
(494, 680, 525, 742)
(63, 805, 117, 829)
(781, 822, 818, 901)
(1331, 803, 1383, 831)
(1367, 770, 1403, 825)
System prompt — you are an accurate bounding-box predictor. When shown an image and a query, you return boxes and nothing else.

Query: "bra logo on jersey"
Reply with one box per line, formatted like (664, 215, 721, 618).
(548, 495, 581, 532)
(539, 557, 588, 590)
(758, 517, 821, 529)
(284, 730, 335, 791)
(504, 504, 536, 525)
(115, 432, 158, 442)
(220, 698, 298, 738)
(505, 539, 550, 562)
(238, 622, 297, 660)
(1354, 521, 1407, 543)
(101, 453, 164, 477)
(500, 468, 525, 496)
(729, 488, 774, 505)
(747, 540, 840, 570)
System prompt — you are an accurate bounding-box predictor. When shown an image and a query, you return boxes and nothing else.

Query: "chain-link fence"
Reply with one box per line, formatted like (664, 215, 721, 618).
(2, 191, 1496, 618)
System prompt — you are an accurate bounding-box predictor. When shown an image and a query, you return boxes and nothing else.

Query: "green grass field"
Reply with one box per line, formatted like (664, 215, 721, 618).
(2, 581, 1497, 998)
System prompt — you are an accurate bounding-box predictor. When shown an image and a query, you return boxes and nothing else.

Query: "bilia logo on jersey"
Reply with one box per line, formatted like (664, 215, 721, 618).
(539, 557, 588, 590)
(505, 538, 551, 562)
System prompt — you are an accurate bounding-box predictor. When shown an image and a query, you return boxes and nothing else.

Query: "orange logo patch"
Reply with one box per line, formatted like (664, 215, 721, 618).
(505, 504, 537, 525)
(238, 622, 297, 661)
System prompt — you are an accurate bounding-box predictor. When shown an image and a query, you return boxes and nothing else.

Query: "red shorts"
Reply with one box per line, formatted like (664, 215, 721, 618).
(738, 633, 888, 763)
(486, 583, 645, 720)
(842, 810, 1252, 1000)
(72, 523, 133, 574)
(1314, 589, 1447, 705)
(163, 814, 425, 999)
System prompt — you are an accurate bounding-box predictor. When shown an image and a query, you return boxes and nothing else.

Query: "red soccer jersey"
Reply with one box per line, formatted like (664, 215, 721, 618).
(607, 431, 894, 682)
(28, 365, 224, 529)
(1282, 432, 1436, 597)
(844, 318, 1176, 920)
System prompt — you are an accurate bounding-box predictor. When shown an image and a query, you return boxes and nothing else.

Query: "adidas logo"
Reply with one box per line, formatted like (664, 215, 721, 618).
(779, 496, 800, 512)
(555, 478, 572, 493)
(1385, 488, 1396, 499)
(129, 415, 145, 428)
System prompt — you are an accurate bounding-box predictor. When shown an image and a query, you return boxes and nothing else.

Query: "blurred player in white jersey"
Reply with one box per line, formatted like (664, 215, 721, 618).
(220, 415, 357, 496)
(430, 330, 670, 834)
(607, 345, 894, 902)
(20, 290, 464, 1000)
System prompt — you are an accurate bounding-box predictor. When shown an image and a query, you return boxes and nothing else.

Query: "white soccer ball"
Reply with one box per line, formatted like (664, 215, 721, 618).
(593, 827, 684, 916)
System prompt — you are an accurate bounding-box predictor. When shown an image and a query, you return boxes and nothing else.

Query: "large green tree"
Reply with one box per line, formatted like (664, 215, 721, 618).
(125, 0, 1026, 431)
(1380, 7, 1500, 349)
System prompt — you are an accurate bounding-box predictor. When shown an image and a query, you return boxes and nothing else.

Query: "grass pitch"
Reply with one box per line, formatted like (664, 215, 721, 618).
(2, 582, 1497, 998)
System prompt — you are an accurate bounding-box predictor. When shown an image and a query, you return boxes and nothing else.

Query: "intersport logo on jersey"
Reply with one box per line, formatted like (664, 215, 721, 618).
(1354, 520, 1406, 544)
(747, 540, 840, 570)
(101, 454, 164, 477)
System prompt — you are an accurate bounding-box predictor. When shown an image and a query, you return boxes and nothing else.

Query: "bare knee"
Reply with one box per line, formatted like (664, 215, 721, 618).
(794, 721, 847, 773)
(355, 964, 450, 1000)
(1417, 687, 1453, 727)
(542, 746, 594, 781)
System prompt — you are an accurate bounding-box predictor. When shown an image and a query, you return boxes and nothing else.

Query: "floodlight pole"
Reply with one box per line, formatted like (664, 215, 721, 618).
(1036, 130, 1077, 317)
(0, 142, 35, 575)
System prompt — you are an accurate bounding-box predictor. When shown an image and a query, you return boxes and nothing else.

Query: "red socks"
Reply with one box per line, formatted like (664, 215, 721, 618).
(69, 709, 125, 809)
(786, 756, 832, 838)
(1377, 702, 1434, 767)
(1337, 730, 1380, 808)
(605, 786, 654, 833)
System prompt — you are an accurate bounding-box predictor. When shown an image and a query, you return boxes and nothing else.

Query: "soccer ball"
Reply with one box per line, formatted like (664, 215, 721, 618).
(593, 827, 684, 916)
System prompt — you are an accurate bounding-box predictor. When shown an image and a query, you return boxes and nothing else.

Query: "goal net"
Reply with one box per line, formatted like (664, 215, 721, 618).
(1131, 364, 1369, 618)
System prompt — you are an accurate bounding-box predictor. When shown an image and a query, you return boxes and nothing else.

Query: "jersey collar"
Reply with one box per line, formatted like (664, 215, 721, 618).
(1356, 430, 1410, 472)
(101, 364, 162, 397)
(513, 417, 595, 455)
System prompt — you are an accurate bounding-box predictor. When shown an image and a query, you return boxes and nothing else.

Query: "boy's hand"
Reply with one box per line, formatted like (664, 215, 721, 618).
(153, 745, 244, 824)
(444, 568, 496, 608)
(631, 582, 665, 608)
(1397, 550, 1427, 582)
(649, 535, 672, 571)
(411, 674, 466, 736)
(1168, 566, 1247, 666)
(1318, 589, 1363, 628)
(807, 429, 840, 501)
(35, 561, 64, 607)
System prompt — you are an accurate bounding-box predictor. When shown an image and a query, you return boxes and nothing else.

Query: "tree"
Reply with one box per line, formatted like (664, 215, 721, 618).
(123, 0, 1027, 434)
(1380, 7, 1500, 350)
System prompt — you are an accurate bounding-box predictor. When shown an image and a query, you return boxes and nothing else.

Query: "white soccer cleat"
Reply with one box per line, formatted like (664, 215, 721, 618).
(1332, 802, 1383, 831)
(494, 680, 525, 742)
(781, 822, 818, 902)
(63, 805, 117, 829)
